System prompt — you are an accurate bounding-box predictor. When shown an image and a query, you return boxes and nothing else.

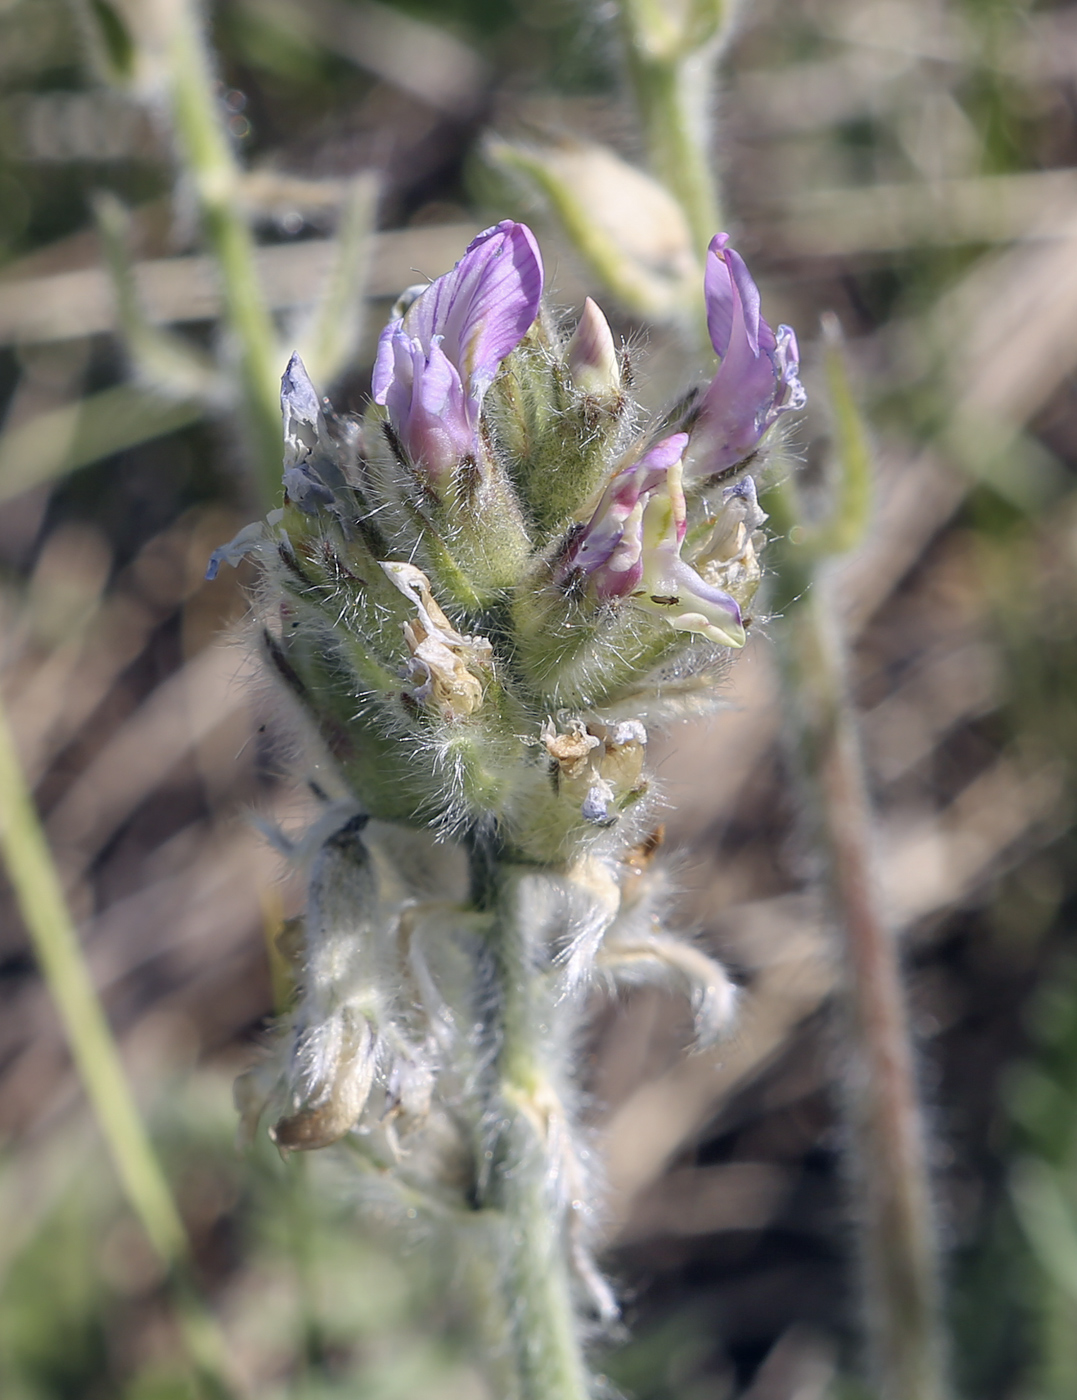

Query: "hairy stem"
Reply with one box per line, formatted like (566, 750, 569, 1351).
(164, 0, 282, 507)
(483, 865, 591, 1400)
(0, 695, 238, 1399)
(618, 2, 724, 262)
(772, 497, 948, 1400)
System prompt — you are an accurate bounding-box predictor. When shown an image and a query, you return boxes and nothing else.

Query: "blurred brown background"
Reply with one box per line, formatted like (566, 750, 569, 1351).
(3, 0, 1077, 1396)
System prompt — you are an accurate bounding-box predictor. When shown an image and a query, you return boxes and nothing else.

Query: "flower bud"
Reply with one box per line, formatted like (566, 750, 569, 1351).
(566, 297, 621, 400)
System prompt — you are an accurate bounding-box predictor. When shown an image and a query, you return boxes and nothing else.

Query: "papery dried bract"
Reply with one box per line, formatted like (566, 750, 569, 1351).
(382, 561, 493, 720)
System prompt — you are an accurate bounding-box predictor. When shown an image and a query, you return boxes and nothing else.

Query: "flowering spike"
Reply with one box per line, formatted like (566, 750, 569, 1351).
(211, 218, 805, 1400)
(566, 297, 621, 399)
(687, 233, 806, 481)
(372, 220, 543, 485)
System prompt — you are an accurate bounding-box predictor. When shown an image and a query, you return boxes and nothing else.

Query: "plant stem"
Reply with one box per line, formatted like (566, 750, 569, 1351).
(618, 2, 724, 260)
(164, 0, 282, 508)
(0, 694, 238, 1399)
(485, 865, 591, 1400)
(771, 492, 948, 1400)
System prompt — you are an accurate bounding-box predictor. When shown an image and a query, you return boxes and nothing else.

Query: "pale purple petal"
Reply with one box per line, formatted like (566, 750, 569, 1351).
(771, 324, 807, 419)
(391, 335, 473, 481)
(372, 222, 544, 485)
(634, 433, 690, 494)
(405, 220, 543, 402)
(371, 318, 402, 405)
(566, 433, 689, 592)
(667, 557, 742, 625)
(689, 235, 805, 480)
(704, 233, 764, 359)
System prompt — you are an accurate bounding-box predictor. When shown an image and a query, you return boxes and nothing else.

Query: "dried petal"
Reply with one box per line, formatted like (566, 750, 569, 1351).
(382, 561, 492, 720)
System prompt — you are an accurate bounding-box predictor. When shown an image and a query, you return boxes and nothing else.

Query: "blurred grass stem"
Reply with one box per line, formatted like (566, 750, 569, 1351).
(0, 695, 239, 1399)
(164, 0, 282, 507)
(786, 569, 947, 1400)
(767, 332, 948, 1399)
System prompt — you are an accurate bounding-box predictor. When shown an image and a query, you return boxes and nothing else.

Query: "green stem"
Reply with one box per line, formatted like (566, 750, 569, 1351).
(164, 0, 282, 508)
(0, 695, 238, 1399)
(629, 52, 719, 260)
(485, 866, 591, 1400)
(618, 1, 725, 262)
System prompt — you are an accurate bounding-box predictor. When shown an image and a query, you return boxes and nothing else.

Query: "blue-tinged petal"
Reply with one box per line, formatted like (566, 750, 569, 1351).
(688, 235, 805, 481)
(405, 220, 543, 403)
(371, 317, 402, 406)
(392, 335, 473, 483)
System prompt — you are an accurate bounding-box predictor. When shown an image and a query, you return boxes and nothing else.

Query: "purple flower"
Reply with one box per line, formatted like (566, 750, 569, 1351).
(566, 435, 686, 600)
(372, 220, 543, 485)
(687, 233, 805, 481)
(565, 433, 745, 648)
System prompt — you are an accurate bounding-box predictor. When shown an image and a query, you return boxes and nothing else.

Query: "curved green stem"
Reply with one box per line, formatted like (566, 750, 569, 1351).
(618, 1, 726, 262)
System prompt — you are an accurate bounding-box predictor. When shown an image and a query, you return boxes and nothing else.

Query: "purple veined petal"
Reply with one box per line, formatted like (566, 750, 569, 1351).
(589, 498, 646, 600)
(705, 233, 765, 360)
(690, 338, 778, 476)
(633, 432, 690, 494)
(377, 325, 474, 481)
(404, 221, 544, 402)
(689, 237, 806, 480)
